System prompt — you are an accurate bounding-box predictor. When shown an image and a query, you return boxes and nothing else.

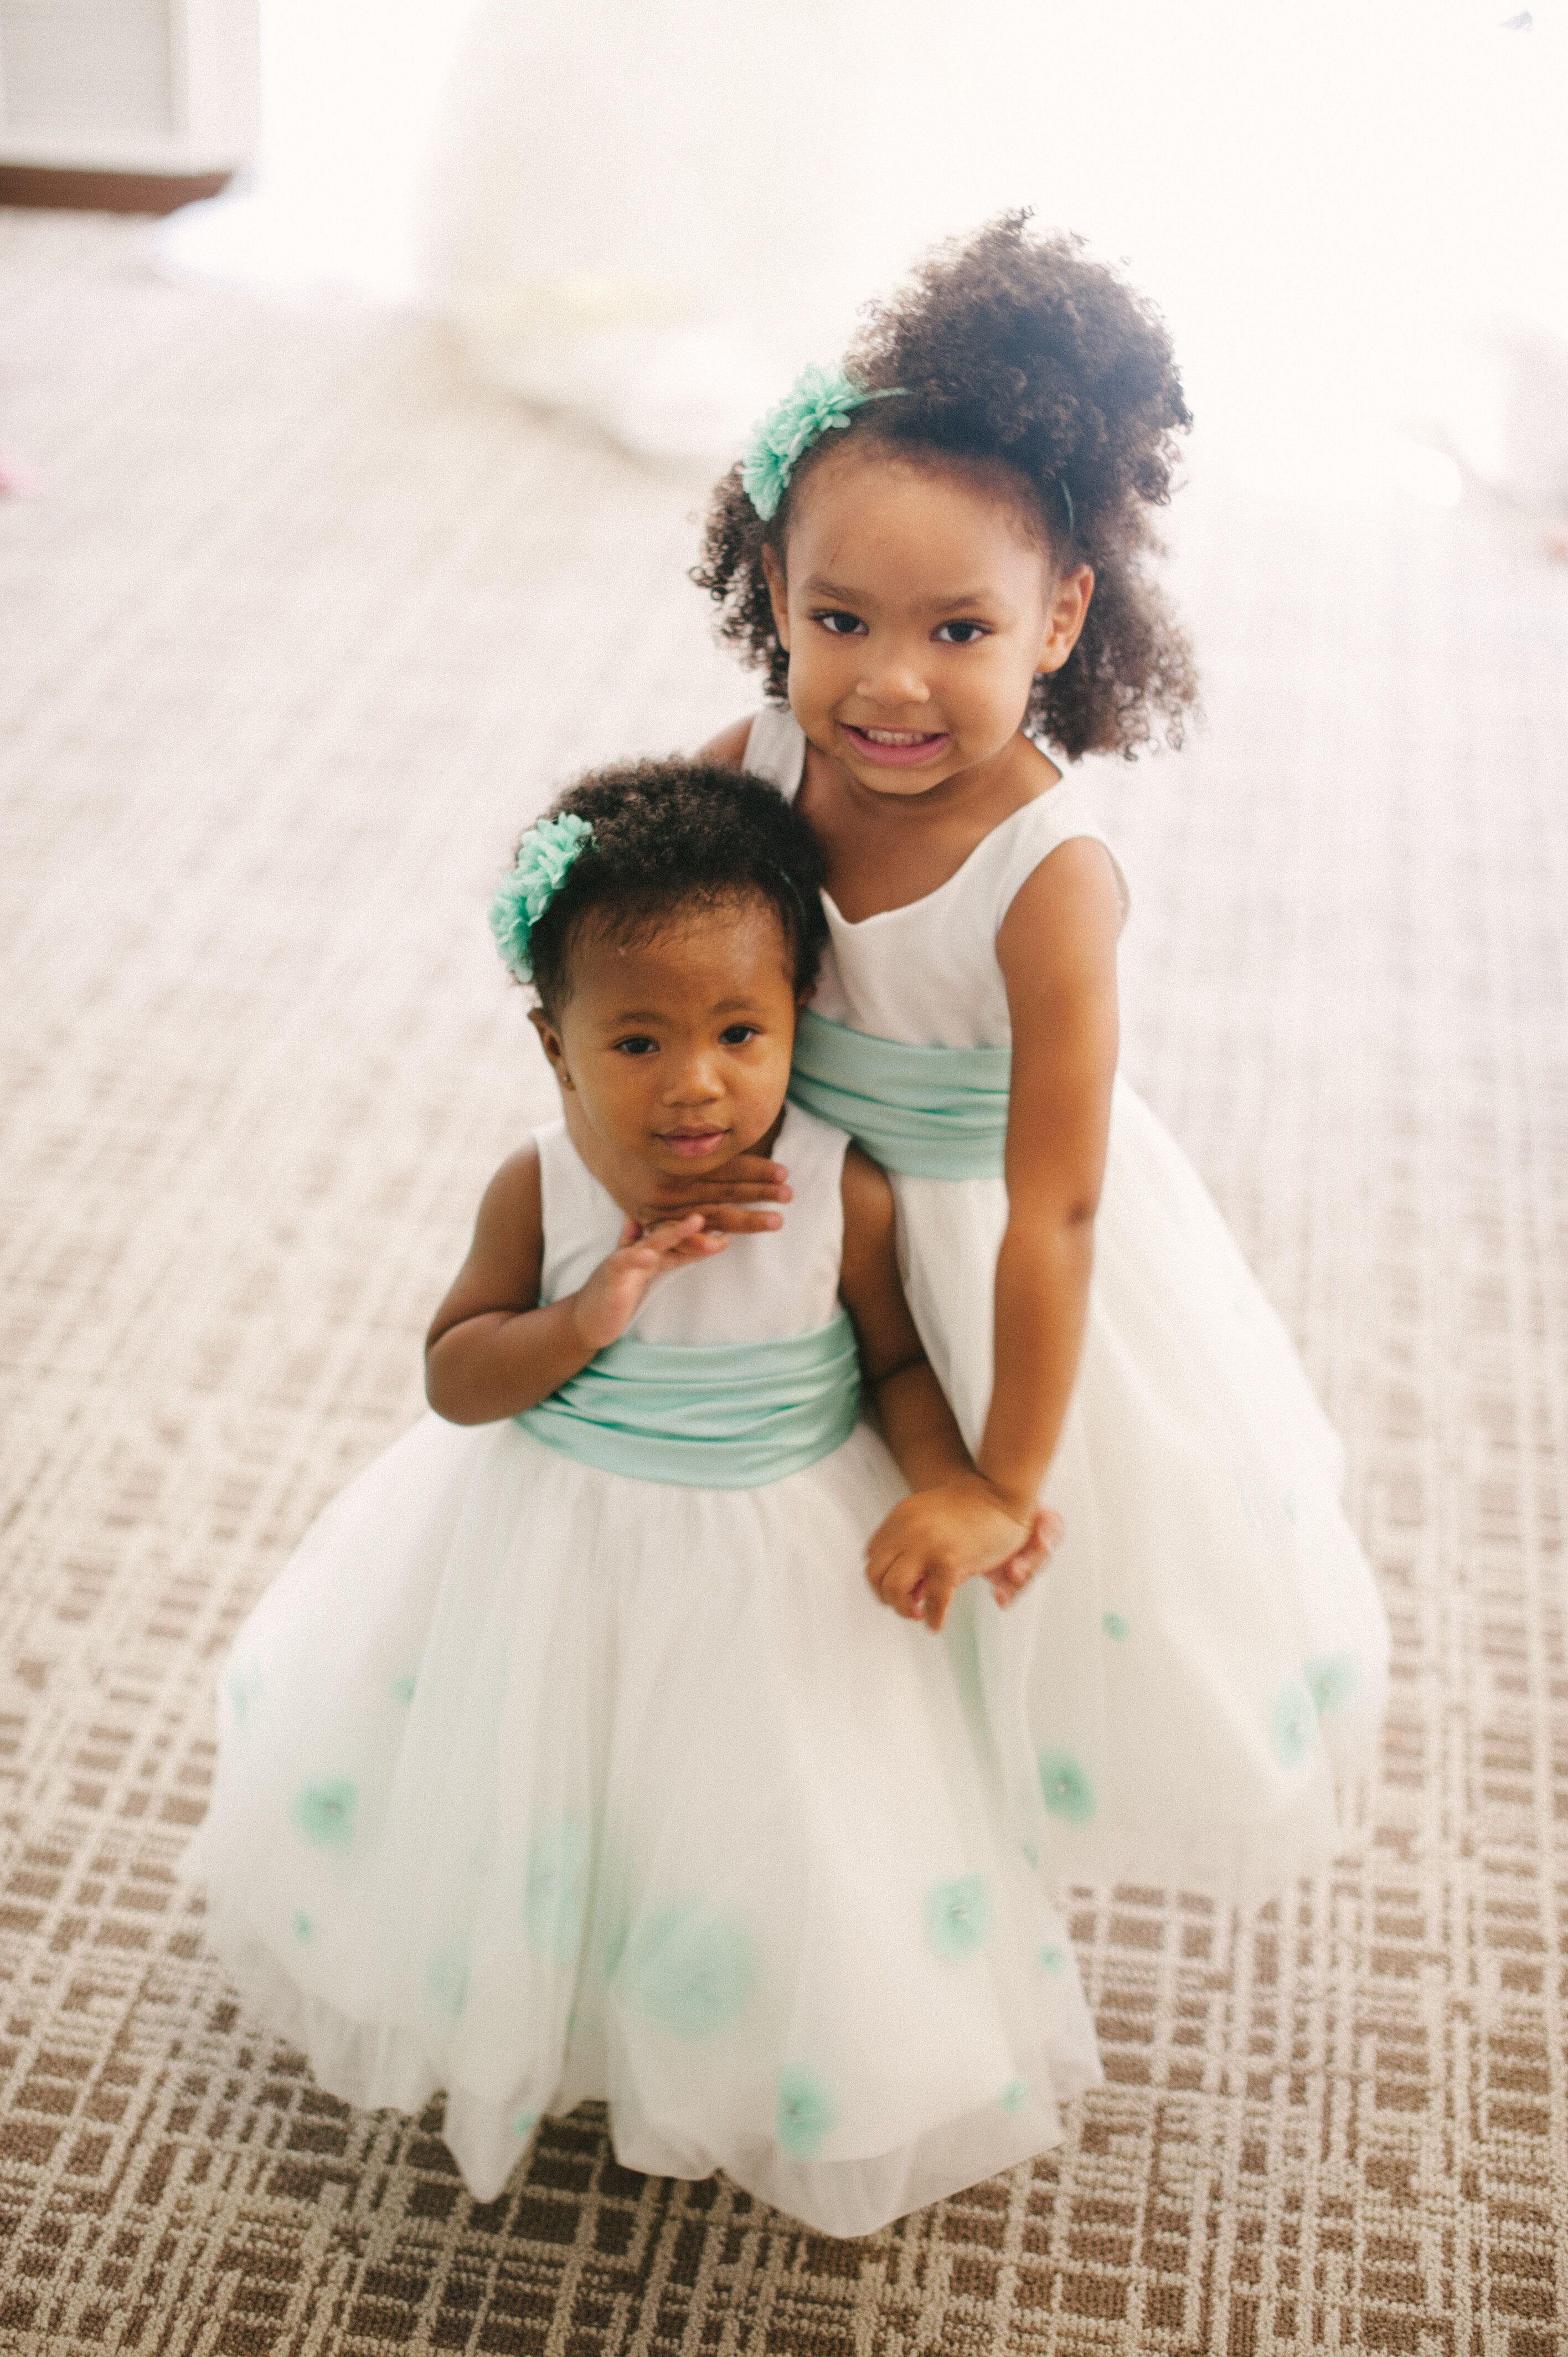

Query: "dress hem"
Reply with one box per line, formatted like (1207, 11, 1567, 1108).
(192, 1887, 1103, 2238)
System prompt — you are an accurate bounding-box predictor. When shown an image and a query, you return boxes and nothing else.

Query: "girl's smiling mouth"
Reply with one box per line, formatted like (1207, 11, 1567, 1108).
(841, 724, 951, 766)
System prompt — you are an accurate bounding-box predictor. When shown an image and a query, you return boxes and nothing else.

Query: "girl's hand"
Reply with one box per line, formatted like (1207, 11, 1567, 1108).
(625, 1151, 792, 1238)
(558, 1090, 790, 1237)
(864, 1484, 1061, 1634)
(983, 1505, 1063, 1606)
(570, 1215, 726, 1352)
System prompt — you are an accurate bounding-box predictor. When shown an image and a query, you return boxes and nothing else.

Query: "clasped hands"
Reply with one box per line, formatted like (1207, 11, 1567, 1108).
(868, 1479, 1062, 1633)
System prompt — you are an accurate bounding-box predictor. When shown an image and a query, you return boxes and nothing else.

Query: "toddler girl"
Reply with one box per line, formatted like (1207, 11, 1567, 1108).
(185, 761, 1100, 2238)
(621, 214, 1390, 1899)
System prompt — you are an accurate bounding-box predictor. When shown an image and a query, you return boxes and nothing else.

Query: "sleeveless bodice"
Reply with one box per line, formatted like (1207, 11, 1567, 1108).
(536, 1100, 848, 1341)
(744, 704, 1128, 1050)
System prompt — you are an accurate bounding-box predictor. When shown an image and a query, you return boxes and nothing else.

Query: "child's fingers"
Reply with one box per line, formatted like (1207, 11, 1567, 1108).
(877, 1552, 960, 1632)
(636, 1198, 787, 1235)
(865, 1511, 926, 1591)
(636, 1213, 713, 1255)
(863, 1537, 900, 1602)
(862, 1515, 904, 1591)
(865, 1544, 926, 1620)
(864, 1495, 926, 1558)
(608, 1219, 716, 1284)
(677, 1182, 792, 1208)
(1007, 1507, 1064, 1582)
(636, 1167, 791, 1218)
(984, 1509, 1065, 1607)
(982, 1507, 1060, 1590)
(681, 1205, 786, 1233)
(663, 1229, 731, 1264)
(642, 1211, 709, 1239)
(612, 1244, 673, 1282)
(722, 1155, 789, 1186)
(1005, 1524, 1050, 1582)
(920, 1568, 957, 1634)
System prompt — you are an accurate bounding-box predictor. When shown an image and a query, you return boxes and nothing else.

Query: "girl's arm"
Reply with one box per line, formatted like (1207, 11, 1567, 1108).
(981, 836, 1123, 1510)
(838, 1147, 1056, 1630)
(425, 1145, 719, 1425)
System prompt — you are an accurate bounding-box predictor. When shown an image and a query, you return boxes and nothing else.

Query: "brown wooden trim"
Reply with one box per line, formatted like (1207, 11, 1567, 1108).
(0, 164, 234, 217)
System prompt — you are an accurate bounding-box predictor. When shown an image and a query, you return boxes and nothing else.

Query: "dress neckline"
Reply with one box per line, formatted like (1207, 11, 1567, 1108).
(821, 794, 1058, 931)
(767, 706, 1069, 931)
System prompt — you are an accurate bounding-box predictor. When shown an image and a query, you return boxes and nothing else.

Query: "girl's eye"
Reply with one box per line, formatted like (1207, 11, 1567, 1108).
(613, 1036, 658, 1057)
(813, 610, 866, 637)
(718, 1024, 759, 1047)
(934, 620, 989, 645)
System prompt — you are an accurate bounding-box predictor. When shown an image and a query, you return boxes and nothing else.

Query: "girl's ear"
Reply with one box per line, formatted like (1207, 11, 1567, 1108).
(1034, 563, 1095, 677)
(528, 1005, 574, 1090)
(761, 543, 791, 652)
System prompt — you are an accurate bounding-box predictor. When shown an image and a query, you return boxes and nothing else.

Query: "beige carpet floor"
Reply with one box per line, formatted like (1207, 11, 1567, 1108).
(1, 208, 1566, 2356)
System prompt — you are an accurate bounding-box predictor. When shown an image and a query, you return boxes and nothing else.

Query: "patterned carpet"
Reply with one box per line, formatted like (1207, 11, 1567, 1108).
(1, 209, 1565, 2356)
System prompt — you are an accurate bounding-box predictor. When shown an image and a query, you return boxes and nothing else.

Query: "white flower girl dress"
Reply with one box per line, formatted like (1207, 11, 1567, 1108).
(187, 1104, 1101, 2237)
(749, 706, 1392, 1900)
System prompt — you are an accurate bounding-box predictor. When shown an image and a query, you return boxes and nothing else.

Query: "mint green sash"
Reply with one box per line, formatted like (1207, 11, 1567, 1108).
(788, 1007, 1011, 1180)
(518, 1306, 862, 1488)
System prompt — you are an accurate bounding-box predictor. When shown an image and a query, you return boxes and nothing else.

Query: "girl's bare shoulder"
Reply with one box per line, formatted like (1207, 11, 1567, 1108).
(452, 1141, 547, 1297)
(998, 835, 1124, 989)
(477, 1138, 543, 1227)
(695, 716, 757, 771)
(426, 1139, 545, 1352)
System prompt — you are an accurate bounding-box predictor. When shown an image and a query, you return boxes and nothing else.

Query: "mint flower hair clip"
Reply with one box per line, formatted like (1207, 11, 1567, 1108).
(740, 361, 904, 521)
(489, 812, 594, 980)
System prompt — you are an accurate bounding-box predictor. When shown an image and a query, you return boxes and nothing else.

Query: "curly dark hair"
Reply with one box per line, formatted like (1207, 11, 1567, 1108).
(520, 758, 829, 1014)
(694, 213, 1197, 761)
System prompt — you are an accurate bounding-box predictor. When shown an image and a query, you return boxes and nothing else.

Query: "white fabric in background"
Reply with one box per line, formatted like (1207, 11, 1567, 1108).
(162, 0, 1568, 480)
(419, 0, 1051, 456)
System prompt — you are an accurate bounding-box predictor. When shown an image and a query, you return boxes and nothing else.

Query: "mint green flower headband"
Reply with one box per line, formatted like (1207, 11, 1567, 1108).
(489, 812, 594, 981)
(740, 360, 1076, 540)
(741, 361, 906, 521)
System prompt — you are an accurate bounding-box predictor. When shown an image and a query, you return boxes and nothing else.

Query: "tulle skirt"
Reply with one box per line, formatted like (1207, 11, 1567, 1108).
(894, 1076, 1391, 1901)
(184, 1412, 1101, 2235)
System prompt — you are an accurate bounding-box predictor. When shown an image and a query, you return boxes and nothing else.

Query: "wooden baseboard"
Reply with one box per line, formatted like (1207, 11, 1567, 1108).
(0, 164, 234, 217)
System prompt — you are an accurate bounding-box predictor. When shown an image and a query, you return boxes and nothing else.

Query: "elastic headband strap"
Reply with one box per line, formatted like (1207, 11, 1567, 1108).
(743, 363, 1077, 547)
